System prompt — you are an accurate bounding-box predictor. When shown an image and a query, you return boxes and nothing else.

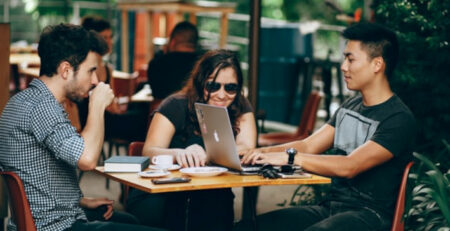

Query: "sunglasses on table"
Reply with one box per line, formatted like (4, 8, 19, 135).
(205, 81, 239, 94)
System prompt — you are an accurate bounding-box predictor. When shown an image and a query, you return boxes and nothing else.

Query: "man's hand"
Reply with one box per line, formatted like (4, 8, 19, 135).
(80, 197, 114, 220)
(89, 82, 114, 110)
(175, 144, 207, 168)
(242, 152, 288, 166)
(240, 148, 263, 164)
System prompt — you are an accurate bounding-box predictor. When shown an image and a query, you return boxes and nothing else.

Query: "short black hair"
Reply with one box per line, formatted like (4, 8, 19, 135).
(38, 24, 91, 77)
(38, 23, 107, 77)
(89, 31, 109, 56)
(342, 22, 399, 79)
(170, 21, 199, 47)
(81, 15, 111, 33)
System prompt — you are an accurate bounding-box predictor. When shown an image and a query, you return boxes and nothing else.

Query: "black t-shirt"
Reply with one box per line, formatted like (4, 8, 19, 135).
(156, 94, 253, 150)
(147, 52, 199, 99)
(327, 94, 416, 216)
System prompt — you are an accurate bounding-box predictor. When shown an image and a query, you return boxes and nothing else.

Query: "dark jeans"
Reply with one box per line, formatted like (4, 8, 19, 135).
(234, 201, 391, 231)
(127, 188, 235, 231)
(69, 206, 166, 231)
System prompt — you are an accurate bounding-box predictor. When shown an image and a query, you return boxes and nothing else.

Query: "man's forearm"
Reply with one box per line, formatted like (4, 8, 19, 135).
(78, 107, 105, 170)
(260, 140, 308, 153)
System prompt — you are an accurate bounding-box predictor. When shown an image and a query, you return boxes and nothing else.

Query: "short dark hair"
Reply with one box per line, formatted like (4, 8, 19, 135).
(170, 21, 199, 47)
(38, 24, 107, 77)
(38, 24, 91, 77)
(342, 22, 399, 79)
(81, 15, 111, 33)
(89, 31, 109, 56)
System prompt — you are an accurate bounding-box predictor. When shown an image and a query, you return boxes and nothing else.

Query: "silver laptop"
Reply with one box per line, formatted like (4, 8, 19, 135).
(194, 103, 261, 173)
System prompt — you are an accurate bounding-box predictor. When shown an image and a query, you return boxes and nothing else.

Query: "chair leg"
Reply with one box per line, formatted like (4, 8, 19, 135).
(100, 146, 106, 164)
(115, 143, 121, 157)
(106, 140, 114, 189)
(108, 139, 113, 159)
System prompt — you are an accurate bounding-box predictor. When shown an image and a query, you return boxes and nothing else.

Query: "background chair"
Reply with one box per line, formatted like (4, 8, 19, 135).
(0, 171, 36, 231)
(258, 91, 322, 147)
(106, 71, 139, 160)
(105, 72, 145, 188)
(120, 141, 145, 208)
(391, 161, 414, 231)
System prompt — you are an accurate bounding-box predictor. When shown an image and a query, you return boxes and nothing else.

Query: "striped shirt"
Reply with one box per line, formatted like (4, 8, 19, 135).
(0, 79, 87, 231)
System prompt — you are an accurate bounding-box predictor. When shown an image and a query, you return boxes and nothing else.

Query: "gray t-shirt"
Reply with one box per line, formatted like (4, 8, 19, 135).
(327, 94, 416, 216)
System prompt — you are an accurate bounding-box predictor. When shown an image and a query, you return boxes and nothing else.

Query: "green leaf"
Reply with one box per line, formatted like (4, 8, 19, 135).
(429, 190, 450, 226)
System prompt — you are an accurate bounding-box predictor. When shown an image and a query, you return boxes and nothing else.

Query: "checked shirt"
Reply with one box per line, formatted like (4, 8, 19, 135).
(0, 79, 87, 231)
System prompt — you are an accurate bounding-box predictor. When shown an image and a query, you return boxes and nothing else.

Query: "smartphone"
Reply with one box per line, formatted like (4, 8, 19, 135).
(152, 177, 191, 184)
(279, 172, 311, 179)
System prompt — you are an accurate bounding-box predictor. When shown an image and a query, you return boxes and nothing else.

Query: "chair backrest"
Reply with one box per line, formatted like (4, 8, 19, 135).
(128, 141, 145, 157)
(122, 142, 145, 208)
(0, 171, 37, 231)
(391, 161, 414, 231)
(295, 91, 322, 136)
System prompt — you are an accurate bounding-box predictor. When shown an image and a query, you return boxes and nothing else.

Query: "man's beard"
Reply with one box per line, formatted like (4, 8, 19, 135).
(65, 73, 90, 103)
(66, 90, 84, 103)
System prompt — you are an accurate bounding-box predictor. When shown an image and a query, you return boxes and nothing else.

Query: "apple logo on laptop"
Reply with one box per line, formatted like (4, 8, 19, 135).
(213, 130, 220, 142)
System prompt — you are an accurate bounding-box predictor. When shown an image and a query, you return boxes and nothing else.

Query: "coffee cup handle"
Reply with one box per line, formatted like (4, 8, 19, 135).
(152, 156, 158, 164)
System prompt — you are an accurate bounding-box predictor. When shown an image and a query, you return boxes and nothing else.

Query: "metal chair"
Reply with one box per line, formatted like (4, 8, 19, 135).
(258, 91, 322, 147)
(391, 161, 414, 231)
(0, 171, 36, 231)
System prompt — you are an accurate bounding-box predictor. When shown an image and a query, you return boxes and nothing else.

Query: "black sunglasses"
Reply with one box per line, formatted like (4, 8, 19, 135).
(205, 81, 239, 94)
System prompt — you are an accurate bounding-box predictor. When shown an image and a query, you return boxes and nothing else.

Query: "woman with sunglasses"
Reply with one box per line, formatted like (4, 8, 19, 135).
(126, 49, 257, 231)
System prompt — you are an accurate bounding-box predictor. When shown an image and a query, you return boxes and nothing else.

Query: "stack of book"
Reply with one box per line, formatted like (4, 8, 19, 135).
(104, 156, 150, 172)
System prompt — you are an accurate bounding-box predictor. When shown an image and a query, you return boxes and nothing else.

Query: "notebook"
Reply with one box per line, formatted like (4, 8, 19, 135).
(194, 103, 261, 173)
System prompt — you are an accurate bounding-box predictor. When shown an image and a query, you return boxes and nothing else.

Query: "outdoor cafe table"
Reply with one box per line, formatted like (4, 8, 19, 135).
(94, 166, 330, 226)
(94, 166, 330, 194)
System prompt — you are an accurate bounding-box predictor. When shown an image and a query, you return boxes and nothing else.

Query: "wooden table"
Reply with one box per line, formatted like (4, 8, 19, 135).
(94, 166, 330, 194)
(94, 166, 330, 227)
(9, 53, 40, 66)
(116, 0, 236, 72)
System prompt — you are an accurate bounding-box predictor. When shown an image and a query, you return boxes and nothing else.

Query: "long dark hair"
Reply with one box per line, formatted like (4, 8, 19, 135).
(181, 49, 247, 136)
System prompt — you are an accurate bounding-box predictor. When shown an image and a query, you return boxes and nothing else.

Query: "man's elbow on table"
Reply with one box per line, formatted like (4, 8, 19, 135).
(78, 153, 97, 171)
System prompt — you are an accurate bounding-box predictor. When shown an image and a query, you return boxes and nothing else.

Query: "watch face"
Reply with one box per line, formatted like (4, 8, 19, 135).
(286, 148, 297, 155)
(286, 148, 297, 165)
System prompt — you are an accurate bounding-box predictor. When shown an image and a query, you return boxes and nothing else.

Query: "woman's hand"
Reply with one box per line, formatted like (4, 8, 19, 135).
(80, 197, 114, 220)
(175, 144, 207, 168)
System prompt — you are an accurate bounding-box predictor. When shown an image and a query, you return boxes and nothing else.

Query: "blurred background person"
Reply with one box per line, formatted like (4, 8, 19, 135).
(147, 21, 200, 101)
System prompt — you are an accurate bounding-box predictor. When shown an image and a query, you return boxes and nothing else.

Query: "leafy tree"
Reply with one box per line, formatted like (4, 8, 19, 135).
(372, 0, 450, 159)
(372, 1, 450, 230)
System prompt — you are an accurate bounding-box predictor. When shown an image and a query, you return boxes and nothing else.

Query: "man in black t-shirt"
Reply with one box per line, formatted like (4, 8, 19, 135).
(238, 23, 416, 231)
(147, 21, 200, 99)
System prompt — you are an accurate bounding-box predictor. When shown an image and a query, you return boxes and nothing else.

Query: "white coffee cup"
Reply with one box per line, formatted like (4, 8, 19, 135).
(152, 155, 173, 169)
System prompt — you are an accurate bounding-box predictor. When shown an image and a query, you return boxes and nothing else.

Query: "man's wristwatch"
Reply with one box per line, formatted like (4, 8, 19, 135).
(286, 148, 297, 165)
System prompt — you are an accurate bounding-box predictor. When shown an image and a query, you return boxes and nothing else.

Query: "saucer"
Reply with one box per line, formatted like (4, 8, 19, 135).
(179, 167, 228, 177)
(138, 170, 170, 178)
(149, 164, 181, 171)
